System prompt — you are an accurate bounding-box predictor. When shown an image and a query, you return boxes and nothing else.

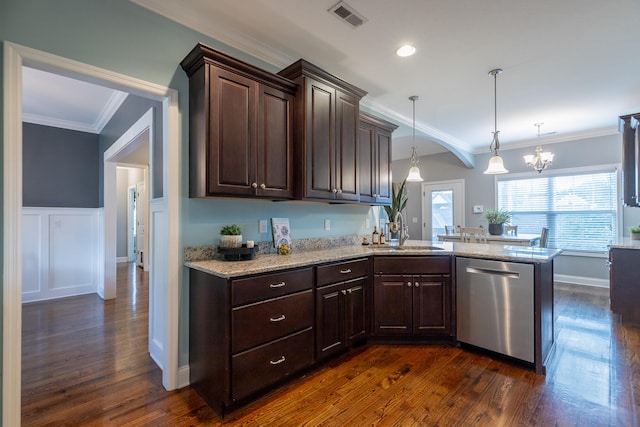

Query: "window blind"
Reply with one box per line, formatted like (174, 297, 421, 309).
(497, 168, 618, 252)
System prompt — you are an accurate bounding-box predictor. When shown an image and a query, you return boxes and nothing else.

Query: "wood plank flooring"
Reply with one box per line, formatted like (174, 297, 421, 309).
(22, 263, 640, 426)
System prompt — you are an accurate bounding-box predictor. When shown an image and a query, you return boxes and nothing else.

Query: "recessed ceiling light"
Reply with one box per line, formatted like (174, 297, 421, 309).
(396, 44, 416, 57)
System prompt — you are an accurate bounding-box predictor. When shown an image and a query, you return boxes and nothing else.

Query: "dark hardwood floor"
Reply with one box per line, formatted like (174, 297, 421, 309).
(22, 263, 639, 426)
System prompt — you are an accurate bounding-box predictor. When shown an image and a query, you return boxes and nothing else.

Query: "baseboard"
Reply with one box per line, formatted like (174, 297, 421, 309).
(116, 256, 129, 263)
(177, 364, 190, 388)
(554, 274, 609, 288)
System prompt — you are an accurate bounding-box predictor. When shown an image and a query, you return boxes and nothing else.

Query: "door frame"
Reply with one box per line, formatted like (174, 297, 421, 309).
(421, 179, 465, 240)
(3, 41, 181, 426)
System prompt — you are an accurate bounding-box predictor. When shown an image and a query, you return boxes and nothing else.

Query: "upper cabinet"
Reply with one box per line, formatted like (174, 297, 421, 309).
(181, 43, 298, 199)
(279, 60, 367, 202)
(359, 112, 398, 205)
(620, 113, 640, 207)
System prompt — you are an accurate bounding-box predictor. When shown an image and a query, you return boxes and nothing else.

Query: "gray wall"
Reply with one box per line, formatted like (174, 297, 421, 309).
(392, 132, 637, 283)
(99, 94, 163, 204)
(23, 123, 100, 207)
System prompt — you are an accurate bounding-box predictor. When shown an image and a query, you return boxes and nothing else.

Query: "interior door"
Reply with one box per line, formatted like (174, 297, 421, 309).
(136, 181, 146, 269)
(422, 180, 465, 241)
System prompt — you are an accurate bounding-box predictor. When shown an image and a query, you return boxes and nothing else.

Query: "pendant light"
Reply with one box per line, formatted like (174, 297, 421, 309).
(483, 68, 509, 174)
(406, 95, 424, 182)
(524, 123, 555, 173)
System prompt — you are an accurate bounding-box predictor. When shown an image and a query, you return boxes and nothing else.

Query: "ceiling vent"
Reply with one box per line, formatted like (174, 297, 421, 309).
(328, 1, 367, 28)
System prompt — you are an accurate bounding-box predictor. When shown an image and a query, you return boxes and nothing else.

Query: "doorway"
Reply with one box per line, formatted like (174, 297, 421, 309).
(3, 41, 181, 426)
(422, 180, 465, 241)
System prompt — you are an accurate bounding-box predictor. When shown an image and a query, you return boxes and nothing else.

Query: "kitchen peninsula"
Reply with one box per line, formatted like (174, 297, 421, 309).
(186, 239, 561, 415)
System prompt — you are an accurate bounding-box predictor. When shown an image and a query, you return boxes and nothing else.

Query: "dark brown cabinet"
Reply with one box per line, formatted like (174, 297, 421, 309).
(189, 266, 314, 415)
(619, 113, 640, 207)
(359, 112, 397, 205)
(279, 60, 367, 202)
(315, 259, 369, 361)
(181, 43, 297, 199)
(609, 248, 640, 325)
(372, 257, 453, 337)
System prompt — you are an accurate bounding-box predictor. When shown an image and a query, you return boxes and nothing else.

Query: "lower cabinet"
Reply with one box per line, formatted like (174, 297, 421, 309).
(609, 248, 640, 325)
(189, 266, 315, 415)
(372, 256, 453, 338)
(315, 258, 369, 361)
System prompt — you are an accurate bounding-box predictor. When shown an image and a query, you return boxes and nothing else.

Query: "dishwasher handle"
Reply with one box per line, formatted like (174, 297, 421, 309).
(465, 266, 520, 279)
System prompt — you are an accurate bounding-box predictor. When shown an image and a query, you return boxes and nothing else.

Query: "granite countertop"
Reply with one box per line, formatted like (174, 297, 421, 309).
(186, 239, 562, 279)
(608, 237, 640, 249)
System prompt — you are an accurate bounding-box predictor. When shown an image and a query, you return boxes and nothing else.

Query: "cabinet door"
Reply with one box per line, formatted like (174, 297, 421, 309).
(413, 275, 451, 336)
(373, 275, 412, 336)
(257, 85, 294, 199)
(305, 79, 336, 200)
(335, 89, 360, 202)
(375, 127, 392, 204)
(208, 67, 257, 196)
(358, 122, 376, 203)
(346, 278, 367, 344)
(316, 282, 346, 360)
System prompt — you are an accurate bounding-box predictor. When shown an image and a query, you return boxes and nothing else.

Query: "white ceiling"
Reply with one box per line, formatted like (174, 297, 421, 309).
(22, 66, 128, 134)
(23, 1, 640, 165)
(131, 0, 639, 163)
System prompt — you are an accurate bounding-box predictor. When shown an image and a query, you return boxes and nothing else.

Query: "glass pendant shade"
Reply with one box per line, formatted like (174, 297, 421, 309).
(524, 124, 555, 173)
(484, 154, 509, 174)
(406, 165, 424, 182)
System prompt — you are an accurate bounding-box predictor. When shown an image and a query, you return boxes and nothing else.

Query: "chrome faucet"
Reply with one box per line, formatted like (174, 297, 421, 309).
(394, 212, 409, 246)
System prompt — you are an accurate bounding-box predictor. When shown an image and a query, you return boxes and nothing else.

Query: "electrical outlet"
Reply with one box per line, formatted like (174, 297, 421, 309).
(259, 219, 267, 233)
(473, 205, 484, 214)
(324, 219, 330, 231)
(412, 217, 418, 223)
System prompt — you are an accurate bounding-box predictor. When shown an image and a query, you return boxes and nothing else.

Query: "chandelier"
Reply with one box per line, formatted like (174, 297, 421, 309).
(523, 123, 554, 173)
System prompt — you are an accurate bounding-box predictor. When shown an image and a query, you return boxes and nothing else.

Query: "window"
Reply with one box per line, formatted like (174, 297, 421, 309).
(496, 166, 619, 252)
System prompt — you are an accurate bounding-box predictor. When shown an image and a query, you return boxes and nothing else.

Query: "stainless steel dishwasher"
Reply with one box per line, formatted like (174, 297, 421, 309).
(456, 257, 534, 363)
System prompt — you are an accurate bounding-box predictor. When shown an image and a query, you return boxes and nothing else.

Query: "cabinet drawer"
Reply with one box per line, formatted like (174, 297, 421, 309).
(232, 267, 313, 306)
(231, 327, 314, 401)
(373, 256, 451, 275)
(232, 290, 313, 353)
(316, 258, 369, 286)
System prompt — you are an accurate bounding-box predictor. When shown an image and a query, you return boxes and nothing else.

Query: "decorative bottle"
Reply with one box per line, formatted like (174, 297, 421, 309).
(372, 226, 379, 245)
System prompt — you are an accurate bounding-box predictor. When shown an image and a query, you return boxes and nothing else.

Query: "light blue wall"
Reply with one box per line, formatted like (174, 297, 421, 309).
(0, 0, 384, 375)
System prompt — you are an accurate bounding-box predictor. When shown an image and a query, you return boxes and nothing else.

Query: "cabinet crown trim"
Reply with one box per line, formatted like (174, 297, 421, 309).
(180, 43, 298, 94)
(360, 111, 399, 132)
(278, 59, 367, 99)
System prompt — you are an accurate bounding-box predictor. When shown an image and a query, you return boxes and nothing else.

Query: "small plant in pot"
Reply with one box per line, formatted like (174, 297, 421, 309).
(484, 209, 511, 236)
(220, 224, 243, 248)
(630, 225, 640, 240)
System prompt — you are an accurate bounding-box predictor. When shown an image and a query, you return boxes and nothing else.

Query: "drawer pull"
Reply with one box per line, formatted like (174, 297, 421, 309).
(340, 269, 352, 274)
(269, 314, 286, 322)
(270, 356, 286, 365)
(270, 281, 286, 288)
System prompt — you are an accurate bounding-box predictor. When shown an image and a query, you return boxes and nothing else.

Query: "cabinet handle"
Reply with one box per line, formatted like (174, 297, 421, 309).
(269, 314, 286, 322)
(260, 183, 266, 189)
(340, 269, 352, 274)
(415, 282, 420, 288)
(332, 188, 338, 194)
(270, 281, 286, 288)
(341, 290, 347, 295)
(347, 288, 352, 294)
(251, 182, 258, 188)
(337, 189, 342, 194)
(407, 282, 412, 287)
(270, 356, 286, 365)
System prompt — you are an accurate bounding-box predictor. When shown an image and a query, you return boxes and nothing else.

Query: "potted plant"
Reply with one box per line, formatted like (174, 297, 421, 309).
(383, 179, 408, 238)
(484, 208, 511, 235)
(220, 224, 243, 248)
(630, 225, 640, 240)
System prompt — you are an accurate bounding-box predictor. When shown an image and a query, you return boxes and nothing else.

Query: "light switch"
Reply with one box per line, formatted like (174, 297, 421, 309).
(324, 219, 331, 231)
(259, 219, 267, 233)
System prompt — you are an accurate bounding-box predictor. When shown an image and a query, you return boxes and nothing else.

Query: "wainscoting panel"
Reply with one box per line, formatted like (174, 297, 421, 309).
(22, 207, 102, 303)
